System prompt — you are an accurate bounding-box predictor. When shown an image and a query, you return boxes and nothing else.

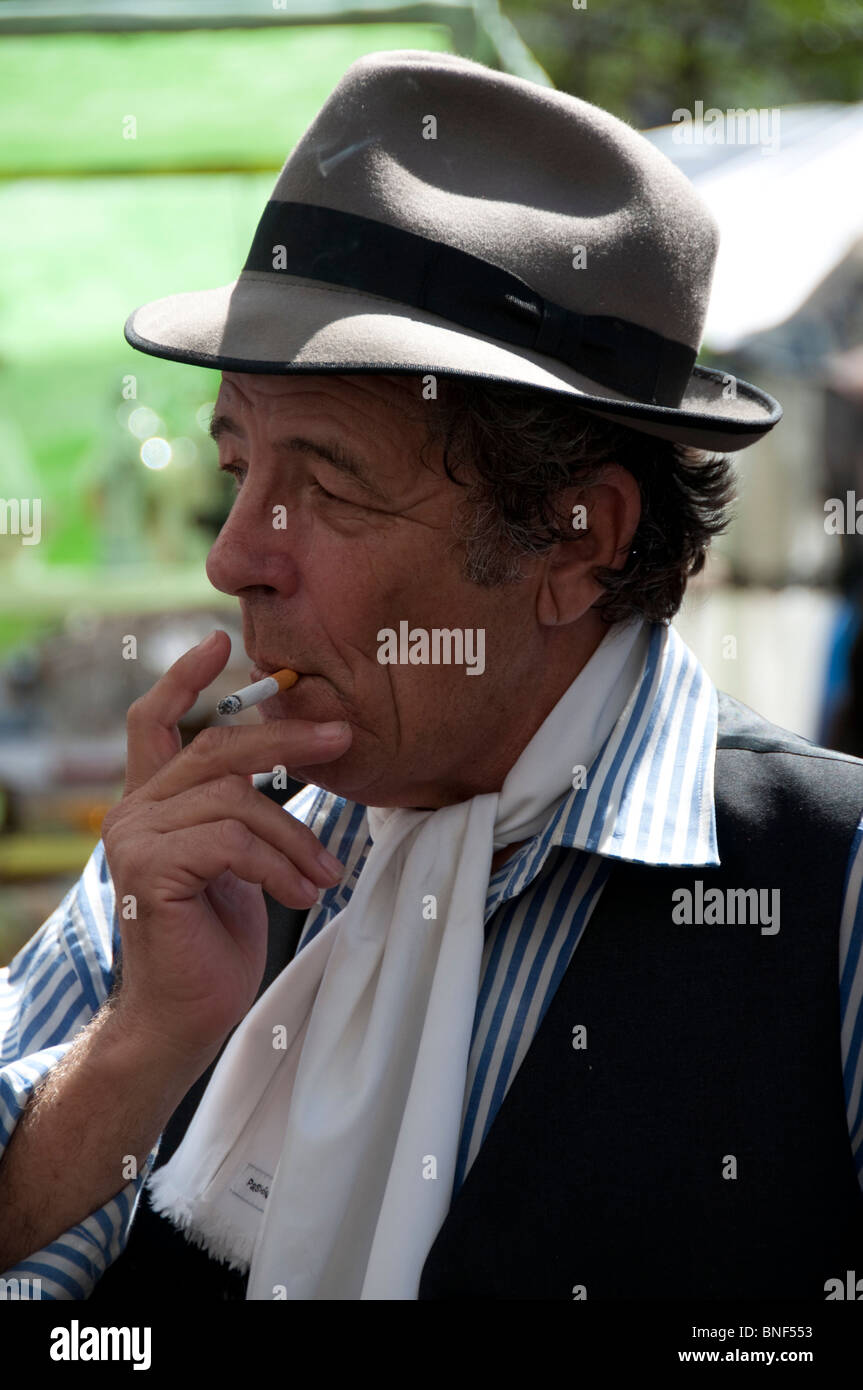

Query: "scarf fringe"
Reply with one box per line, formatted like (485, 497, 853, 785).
(145, 1166, 255, 1275)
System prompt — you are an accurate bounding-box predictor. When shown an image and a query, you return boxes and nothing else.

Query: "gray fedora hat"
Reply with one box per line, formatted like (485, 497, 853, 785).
(124, 48, 782, 453)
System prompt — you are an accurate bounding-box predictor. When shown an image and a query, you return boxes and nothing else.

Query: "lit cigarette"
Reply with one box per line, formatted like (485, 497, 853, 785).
(216, 668, 299, 716)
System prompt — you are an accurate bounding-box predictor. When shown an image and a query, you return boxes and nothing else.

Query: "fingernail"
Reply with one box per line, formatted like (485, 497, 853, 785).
(298, 875, 320, 900)
(317, 848, 345, 879)
(314, 721, 350, 740)
(196, 630, 219, 651)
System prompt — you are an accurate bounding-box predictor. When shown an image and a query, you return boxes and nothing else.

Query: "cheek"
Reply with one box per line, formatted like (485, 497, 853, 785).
(314, 527, 433, 613)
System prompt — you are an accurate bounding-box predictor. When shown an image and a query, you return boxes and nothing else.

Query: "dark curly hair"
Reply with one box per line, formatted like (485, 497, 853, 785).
(412, 375, 738, 625)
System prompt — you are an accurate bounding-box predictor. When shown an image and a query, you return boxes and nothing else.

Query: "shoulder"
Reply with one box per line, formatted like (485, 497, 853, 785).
(716, 689, 863, 767)
(713, 691, 863, 865)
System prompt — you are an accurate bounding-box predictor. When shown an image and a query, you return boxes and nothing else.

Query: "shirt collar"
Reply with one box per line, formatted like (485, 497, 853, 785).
(529, 619, 719, 869)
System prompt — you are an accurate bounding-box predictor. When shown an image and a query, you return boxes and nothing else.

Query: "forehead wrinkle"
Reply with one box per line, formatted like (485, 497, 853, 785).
(209, 410, 430, 505)
(273, 435, 390, 504)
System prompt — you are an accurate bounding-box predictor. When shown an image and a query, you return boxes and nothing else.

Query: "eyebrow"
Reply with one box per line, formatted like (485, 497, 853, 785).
(208, 413, 390, 504)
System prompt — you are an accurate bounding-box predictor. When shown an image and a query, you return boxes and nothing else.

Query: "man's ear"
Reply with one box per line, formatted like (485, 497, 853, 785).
(536, 464, 641, 627)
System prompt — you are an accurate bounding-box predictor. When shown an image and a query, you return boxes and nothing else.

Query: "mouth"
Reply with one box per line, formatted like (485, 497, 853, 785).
(246, 661, 343, 735)
(249, 662, 302, 684)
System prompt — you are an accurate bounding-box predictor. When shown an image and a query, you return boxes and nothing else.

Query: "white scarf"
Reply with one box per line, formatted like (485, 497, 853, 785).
(146, 615, 649, 1299)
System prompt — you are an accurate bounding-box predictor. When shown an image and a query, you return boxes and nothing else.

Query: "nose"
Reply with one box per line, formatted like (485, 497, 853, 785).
(205, 486, 300, 598)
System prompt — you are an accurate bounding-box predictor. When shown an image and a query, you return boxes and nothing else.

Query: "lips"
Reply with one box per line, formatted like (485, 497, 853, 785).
(250, 662, 301, 683)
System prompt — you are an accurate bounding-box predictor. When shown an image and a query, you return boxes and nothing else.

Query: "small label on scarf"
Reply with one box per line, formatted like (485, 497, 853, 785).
(228, 1162, 274, 1215)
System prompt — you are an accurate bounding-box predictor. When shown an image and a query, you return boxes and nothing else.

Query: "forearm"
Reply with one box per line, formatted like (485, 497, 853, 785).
(0, 998, 216, 1273)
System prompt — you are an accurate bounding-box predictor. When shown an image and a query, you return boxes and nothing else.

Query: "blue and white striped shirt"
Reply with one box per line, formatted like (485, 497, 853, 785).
(3, 618, 863, 1298)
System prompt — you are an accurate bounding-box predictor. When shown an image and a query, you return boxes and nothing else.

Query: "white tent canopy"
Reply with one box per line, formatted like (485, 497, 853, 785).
(643, 103, 863, 352)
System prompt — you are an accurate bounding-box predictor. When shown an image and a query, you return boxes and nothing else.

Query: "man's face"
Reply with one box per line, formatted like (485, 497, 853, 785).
(205, 371, 547, 808)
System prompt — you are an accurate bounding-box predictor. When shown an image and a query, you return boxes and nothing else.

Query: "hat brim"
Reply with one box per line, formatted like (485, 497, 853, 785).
(124, 272, 781, 453)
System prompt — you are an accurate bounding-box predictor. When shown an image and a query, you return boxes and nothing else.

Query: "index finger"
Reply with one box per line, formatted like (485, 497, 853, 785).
(142, 715, 352, 804)
(123, 629, 232, 795)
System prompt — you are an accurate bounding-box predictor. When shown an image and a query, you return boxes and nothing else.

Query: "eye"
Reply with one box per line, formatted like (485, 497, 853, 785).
(218, 463, 244, 490)
(310, 480, 360, 506)
(217, 465, 361, 508)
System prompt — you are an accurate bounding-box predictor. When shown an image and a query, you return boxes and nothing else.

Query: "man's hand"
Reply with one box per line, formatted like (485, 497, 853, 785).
(101, 629, 352, 1063)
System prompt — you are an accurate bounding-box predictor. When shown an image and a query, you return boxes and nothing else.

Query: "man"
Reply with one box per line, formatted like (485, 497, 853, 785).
(1, 50, 862, 1301)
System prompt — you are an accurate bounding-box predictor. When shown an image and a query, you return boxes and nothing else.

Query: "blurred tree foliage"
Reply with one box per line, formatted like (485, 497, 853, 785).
(503, 0, 863, 125)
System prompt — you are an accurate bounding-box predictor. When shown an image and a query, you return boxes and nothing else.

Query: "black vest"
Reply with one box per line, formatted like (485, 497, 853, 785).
(89, 692, 863, 1301)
